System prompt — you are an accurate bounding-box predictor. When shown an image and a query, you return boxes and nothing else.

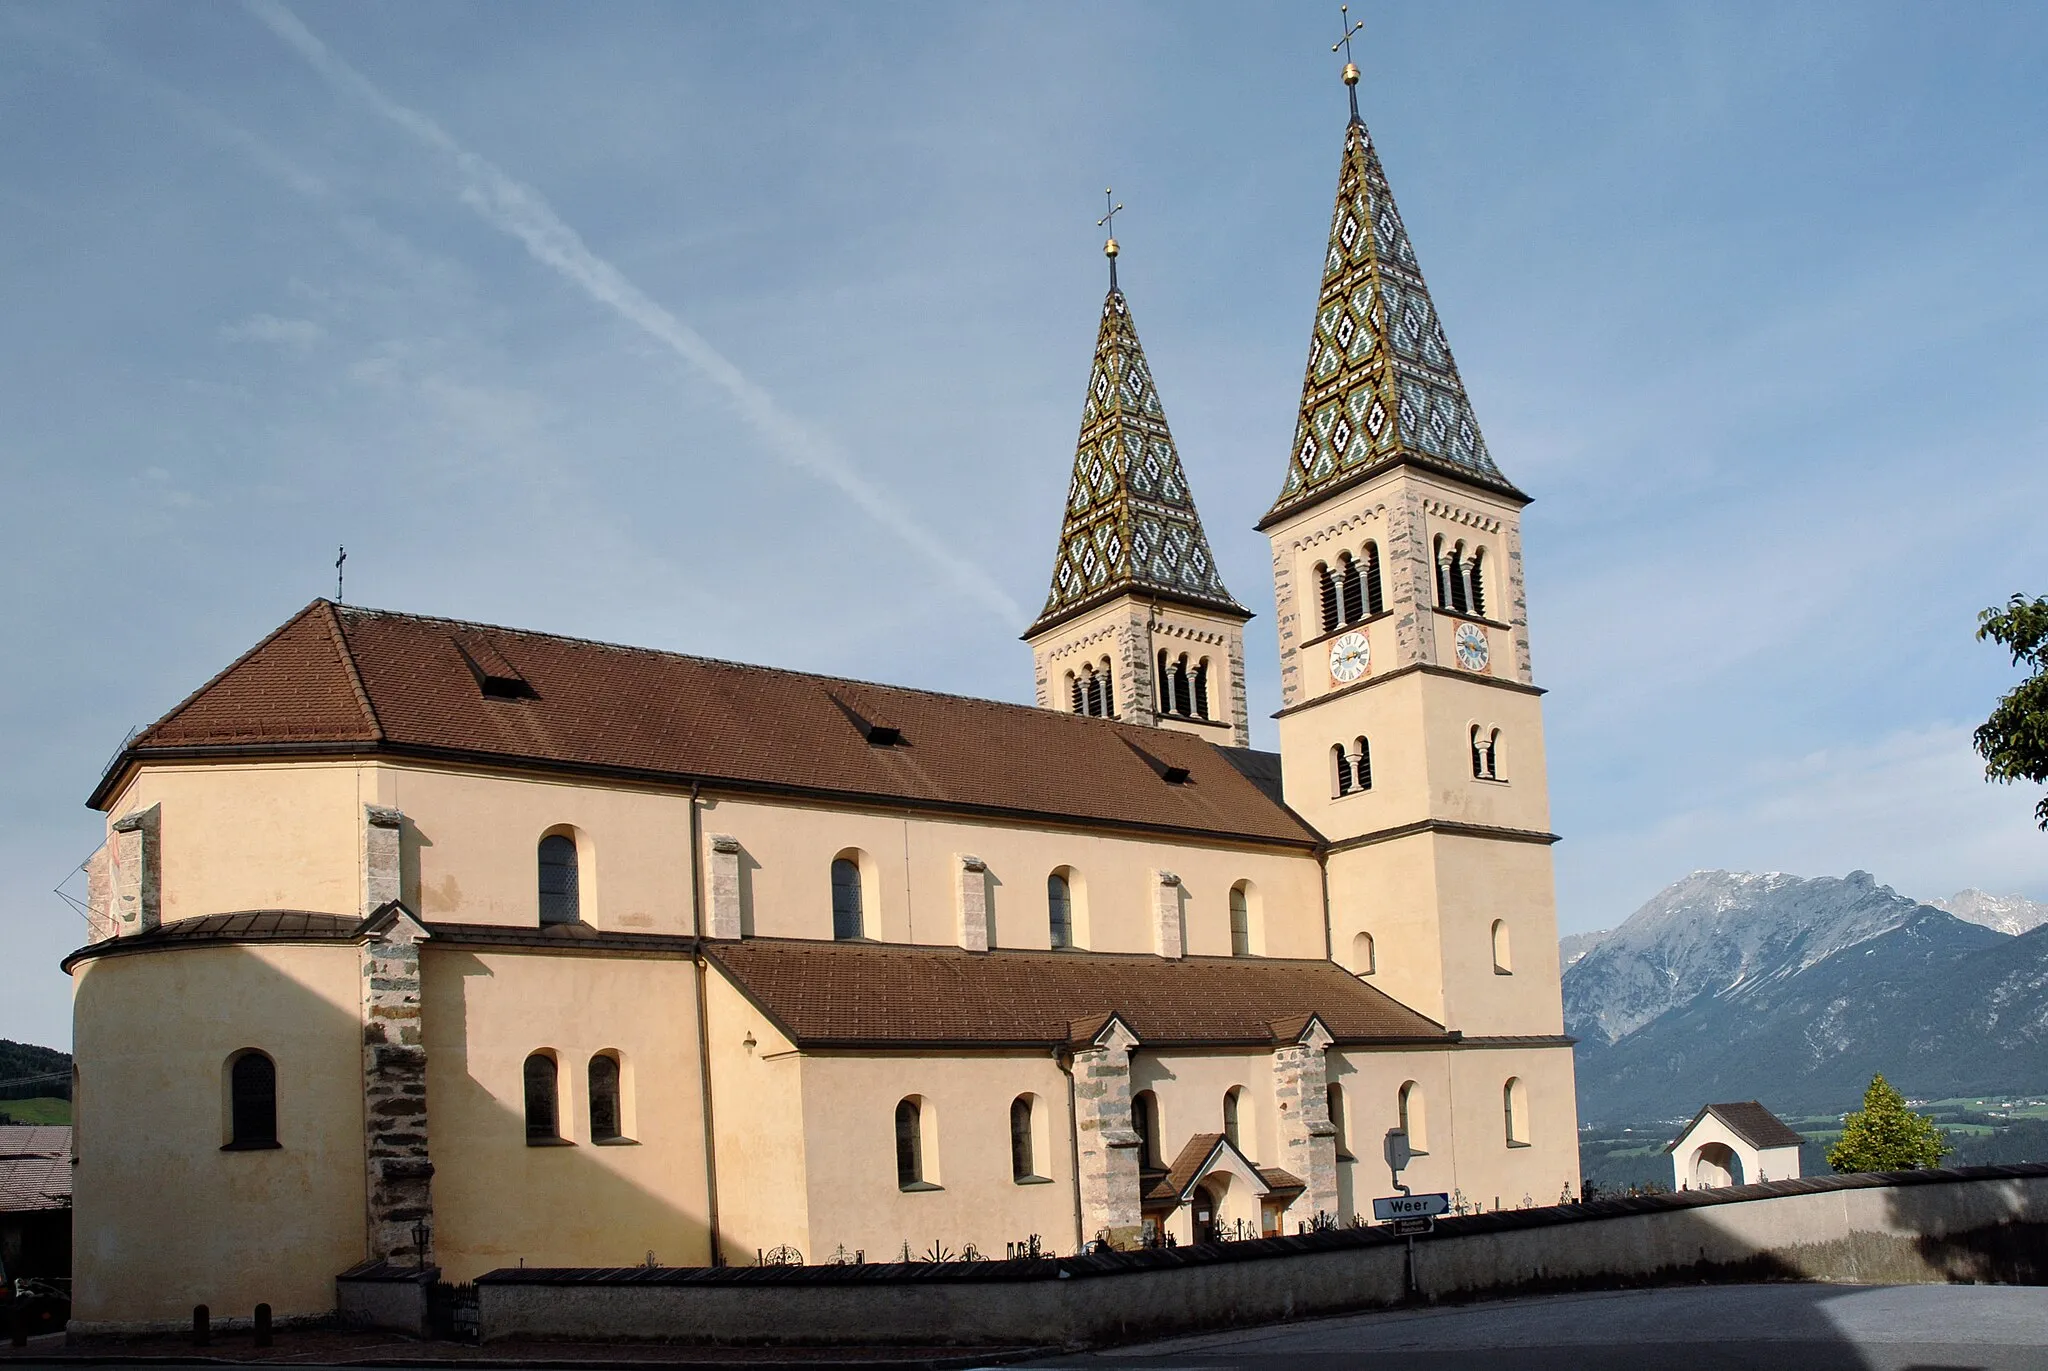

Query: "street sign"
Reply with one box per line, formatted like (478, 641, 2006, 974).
(1383, 1128, 1412, 1172)
(1391, 1216, 1435, 1236)
(1372, 1192, 1450, 1221)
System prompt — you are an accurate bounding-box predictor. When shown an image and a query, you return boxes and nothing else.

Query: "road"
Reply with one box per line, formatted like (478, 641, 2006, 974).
(1031, 1282, 2048, 1371)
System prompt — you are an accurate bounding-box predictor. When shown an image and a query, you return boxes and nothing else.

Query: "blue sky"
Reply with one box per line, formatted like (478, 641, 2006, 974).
(3, 2, 2045, 1048)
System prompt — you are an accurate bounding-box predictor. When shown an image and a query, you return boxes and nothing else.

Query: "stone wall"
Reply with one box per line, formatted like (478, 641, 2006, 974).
(360, 907, 434, 1263)
(474, 1163, 2048, 1349)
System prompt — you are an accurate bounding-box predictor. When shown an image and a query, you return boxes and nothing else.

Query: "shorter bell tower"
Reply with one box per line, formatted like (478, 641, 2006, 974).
(1025, 223, 1251, 747)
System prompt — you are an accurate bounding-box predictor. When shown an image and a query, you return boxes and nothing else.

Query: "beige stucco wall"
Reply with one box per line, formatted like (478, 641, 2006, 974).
(70, 943, 367, 1325)
(796, 1052, 1078, 1262)
(703, 968, 811, 1261)
(698, 794, 1322, 958)
(1671, 1113, 1803, 1189)
(422, 947, 711, 1279)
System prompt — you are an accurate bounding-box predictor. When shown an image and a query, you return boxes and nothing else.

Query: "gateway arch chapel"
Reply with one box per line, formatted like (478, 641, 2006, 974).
(65, 68, 1577, 1327)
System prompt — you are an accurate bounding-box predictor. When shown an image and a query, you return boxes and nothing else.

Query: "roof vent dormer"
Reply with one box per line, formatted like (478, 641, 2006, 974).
(450, 633, 536, 701)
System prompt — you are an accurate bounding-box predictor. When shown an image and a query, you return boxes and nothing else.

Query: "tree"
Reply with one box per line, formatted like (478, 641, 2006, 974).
(1975, 594, 2048, 830)
(1828, 1074, 1950, 1173)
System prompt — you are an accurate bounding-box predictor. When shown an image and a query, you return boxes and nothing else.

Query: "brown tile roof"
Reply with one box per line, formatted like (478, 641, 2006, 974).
(0, 1126, 71, 1213)
(1143, 1132, 1304, 1205)
(1664, 1101, 1805, 1153)
(61, 910, 360, 971)
(101, 602, 1319, 848)
(708, 938, 1450, 1048)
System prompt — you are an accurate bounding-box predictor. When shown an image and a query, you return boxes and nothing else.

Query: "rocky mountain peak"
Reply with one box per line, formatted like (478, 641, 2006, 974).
(1929, 889, 2048, 936)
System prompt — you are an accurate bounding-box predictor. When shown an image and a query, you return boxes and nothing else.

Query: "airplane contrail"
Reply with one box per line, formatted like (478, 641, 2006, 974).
(243, 0, 1022, 620)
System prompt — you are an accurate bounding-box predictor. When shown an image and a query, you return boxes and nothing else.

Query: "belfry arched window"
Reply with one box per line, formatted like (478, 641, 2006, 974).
(538, 833, 579, 926)
(1332, 743, 1355, 797)
(1067, 672, 1083, 714)
(1334, 738, 1370, 796)
(1099, 656, 1115, 717)
(1467, 547, 1487, 617)
(1316, 562, 1340, 633)
(1157, 649, 1171, 710)
(1172, 655, 1193, 717)
(1363, 542, 1385, 616)
(1193, 659, 1211, 720)
(831, 856, 864, 940)
(1353, 736, 1372, 790)
(1471, 725, 1500, 780)
(1340, 552, 1365, 624)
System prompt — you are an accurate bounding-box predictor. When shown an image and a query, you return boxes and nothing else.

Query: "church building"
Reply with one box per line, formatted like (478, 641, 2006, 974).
(63, 65, 1576, 1329)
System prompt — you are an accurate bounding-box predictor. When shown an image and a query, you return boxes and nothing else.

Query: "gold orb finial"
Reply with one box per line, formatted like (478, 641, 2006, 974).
(1342, 61, 1360, 86)
(1104, 236, 1119, 259)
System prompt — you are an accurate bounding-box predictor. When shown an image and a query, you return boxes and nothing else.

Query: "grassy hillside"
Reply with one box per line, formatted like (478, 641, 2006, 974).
(0, 1097, 70, 1126)
(0, 1039, 71, 1102)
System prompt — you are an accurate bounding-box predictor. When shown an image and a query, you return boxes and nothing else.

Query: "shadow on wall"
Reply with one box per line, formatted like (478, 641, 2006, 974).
(72, 939, 711, 1324)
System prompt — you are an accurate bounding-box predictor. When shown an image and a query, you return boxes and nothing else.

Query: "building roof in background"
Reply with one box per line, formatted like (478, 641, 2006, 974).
(98, 602, 1317, 849)
(1665, 1101, 1806, 1153)
(0, 1126, 71, 1213)
(709, 938, 1451, 1049)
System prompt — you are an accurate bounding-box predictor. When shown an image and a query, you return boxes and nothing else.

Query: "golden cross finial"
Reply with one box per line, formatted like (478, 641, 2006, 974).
(1097, 187, 1125, 289)
(1333, 4, 1366, 119)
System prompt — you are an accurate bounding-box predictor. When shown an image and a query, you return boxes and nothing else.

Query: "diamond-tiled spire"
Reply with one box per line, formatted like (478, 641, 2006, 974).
(1026, 285, 1246, 637)
(1263, 105, 1522, 525)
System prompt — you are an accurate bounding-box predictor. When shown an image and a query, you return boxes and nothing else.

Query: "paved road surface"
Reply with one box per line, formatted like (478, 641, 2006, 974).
(1034, 1282, 2048, 1371)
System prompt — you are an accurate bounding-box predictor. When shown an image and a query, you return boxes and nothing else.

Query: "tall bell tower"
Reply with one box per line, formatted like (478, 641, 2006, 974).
(1026, 222, 1252, 747)
(1260, 56, 1567, 1062)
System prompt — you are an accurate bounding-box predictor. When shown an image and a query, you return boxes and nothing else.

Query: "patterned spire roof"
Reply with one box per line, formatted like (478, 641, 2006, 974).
(1026, 286, 1247, 638)
(1262, 111, 1522, 526)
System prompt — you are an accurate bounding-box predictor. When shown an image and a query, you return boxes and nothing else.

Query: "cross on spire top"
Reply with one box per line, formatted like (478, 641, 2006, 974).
(1332, 4, 1365, 122)
(1097, 188, 1124, 289)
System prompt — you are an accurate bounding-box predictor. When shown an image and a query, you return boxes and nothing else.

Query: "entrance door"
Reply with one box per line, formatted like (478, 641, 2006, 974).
(1192, 1182, 1220, 1244)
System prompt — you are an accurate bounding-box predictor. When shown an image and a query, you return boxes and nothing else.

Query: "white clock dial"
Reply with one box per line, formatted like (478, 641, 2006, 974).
(1329, 631, 1370, 683)
(1453, 622, 1491, 672)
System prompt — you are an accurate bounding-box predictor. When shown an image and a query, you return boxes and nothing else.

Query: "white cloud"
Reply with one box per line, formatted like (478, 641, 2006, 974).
(241, 0, 1020, 622)
(220, 312, 325, 350)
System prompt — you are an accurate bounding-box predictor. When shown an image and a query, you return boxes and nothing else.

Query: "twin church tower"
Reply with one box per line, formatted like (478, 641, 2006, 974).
(1025, 62, 1554, 1032)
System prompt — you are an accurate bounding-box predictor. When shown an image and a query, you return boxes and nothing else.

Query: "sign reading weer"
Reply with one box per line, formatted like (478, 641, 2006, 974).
(1372, 1192, 1450, 1221)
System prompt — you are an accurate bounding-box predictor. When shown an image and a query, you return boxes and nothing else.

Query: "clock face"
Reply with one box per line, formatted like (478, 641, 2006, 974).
(1454, 622, 1491, 672)
(1329, 631, 1370, 683)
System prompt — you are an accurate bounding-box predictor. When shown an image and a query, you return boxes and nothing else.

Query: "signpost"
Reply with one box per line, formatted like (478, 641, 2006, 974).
(1375, 1132, 1437, 1299)
(1371, 1192, 1450, 1221)
(1391, 1216, 1434, 1237)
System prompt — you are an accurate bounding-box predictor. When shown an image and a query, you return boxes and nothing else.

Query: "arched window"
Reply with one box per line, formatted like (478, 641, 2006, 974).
(538, 833, 579, 926)
(1083, 669, 1101, 718)
(1173, 655, 1193, 718)
(1229, 883, 1252, 957)
(1222, 1086, 1243, 1149)
(1067, 672, 1083, 714)
(1352, 930, 1376, 975)
(1010, 1095, 1037, 1182)
(1504, 1077, 1528, 1146)
(1468, 547, 1487, 618)
(524, 1052, 560, 1143)
(1158, 649, 1172, 710)
(1333, 743, 1355, 797)
(1398, 1080, 1428, 1153)
(226, 1050, 278, 1149)
(895, 1096, 926, 1188)
(1100, 657, 1116, 718)
(1353, 736, 1373, 791)
(1448, 541, 1471, 614)
(1327, 1082, 1350, 1160)
(1340, 552, 1365, 624)
(1363, 542, 1385, 616)
(1047, 871, 1074, 950)
(1470, 725, 1500, 780)
(589, 1052, 623, 1142)
(1487, 728, 1502, 780)
(1132, 1090, 1161, 1170)
(1491, 919, 1512, 975)
(1316, 562, 1339, 634)
(1193, 659, 1211, 720)
(1434, 535, 1450, 608)
(830, 856, 864, 940)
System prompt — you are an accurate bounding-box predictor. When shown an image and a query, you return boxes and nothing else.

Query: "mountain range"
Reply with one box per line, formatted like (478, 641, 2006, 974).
(1564, 871, 2048, 1122)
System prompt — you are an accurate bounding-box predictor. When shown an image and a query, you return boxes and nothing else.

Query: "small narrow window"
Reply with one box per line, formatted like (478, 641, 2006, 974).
(1340, 552, 1365, 624)
(1327, 1083, 1351, 1160)
(831, 857, 864, 940)
(1222, 1086, 1243, 1149)
(1332, 743, 1354, 797)
(1448, 541, 1471, 614)
(227, 1050, 278, 1149)
(1486, 728, 1502, 780)
(895, 1096, 925, 1188)
(1398, 1080, 1428, 1153)
(589, 1052, 623, 1142)
(1229, 884, 1252, 957)
(524, 1052, 560, 1143)
(1047, 871, 1073, 950)
(1504, 1077, 1527, 1146)
(1010, 1095, 1036, 1181)
(1468, 547, 1487, 618)
(1083, 670, 1101, 717)
(1193, 659, 1211, 720)
(1157, 649, 1171, 711)
(1173, 656, 1193, 718)
(1316, 563, 1339, 634)
(1100, 658, 1115, 718)
(1364, 542, 1385, 616)
(1470, 725, 1486, 779)
(1354, 736, 1372, 791)
(1132, 1090, 1161, 1170)
(1352, 930, 1376, 975)
(1491, 919, 1512, 975)
(1068, 673, 1083, 714)
(1434, 535, 1450, 608)
(538, 833, 579, 926)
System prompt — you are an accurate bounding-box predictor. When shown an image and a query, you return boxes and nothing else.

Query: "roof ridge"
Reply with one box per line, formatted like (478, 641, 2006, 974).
(322, 600, 385, 742)
(329, 603, 1236, 748)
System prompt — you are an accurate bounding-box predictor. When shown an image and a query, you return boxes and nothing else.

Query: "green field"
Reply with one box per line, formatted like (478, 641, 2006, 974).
(0, 1097, 70, 1125)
